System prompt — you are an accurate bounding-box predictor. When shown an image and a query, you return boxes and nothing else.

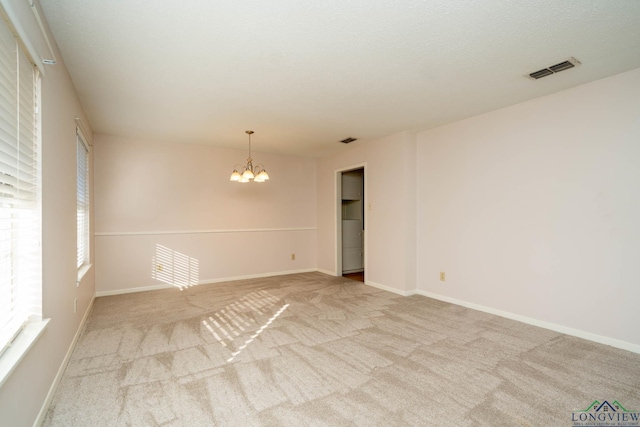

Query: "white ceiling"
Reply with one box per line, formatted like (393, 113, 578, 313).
(40, 0, 640, 158)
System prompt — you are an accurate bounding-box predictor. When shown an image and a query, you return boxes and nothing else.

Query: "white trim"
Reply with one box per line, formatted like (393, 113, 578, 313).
(76, 125, 90, 151)
(0, 0, 45, 73)
(316, 268, 336, 276)
(335, 163, 367, 276)
(334, 169, 341, 276)
(95, 268, 319, 297)
(364, 280, 413, 297)
(94, 227, 317, 237)
(27, 0, 57, 65)
(33, 296, 95, 427)
(76, 263, 92, 286)
(0, 319, 49, 389)
(74, 118, 92, 146)
(96, 283, 172, 297)
(414, 289, 640, 354)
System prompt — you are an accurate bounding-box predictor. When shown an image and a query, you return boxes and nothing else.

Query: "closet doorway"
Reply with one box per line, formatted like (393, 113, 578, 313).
(338, 167, 365, 282)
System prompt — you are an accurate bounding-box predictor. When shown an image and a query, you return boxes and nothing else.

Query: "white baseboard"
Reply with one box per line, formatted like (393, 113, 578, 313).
(201, 268, 319, 285)
(96, 283, 174, 297)
(33, 296, 96, 427)
(95, 271, 639, 354)
(95, 268, 319, 297)
(364, 280, 413, 297)
(316, 268, 336, 276)
(313, 271, 412, 297)
(414, 289, 640, 354)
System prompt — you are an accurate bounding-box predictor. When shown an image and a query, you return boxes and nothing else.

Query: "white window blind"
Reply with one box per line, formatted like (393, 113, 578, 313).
(76, 131, 89, 269)
(0, 17, 41, 356)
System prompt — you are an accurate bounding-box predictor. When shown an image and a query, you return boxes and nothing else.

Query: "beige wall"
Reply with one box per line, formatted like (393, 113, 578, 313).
(93, 135, 317, 294)
(316, 67, 640, 350)
(0, 0, 95, 425)
(2, 1, 639, 423)
(316, 131, 416, 294)
(416, 68, 640, 349)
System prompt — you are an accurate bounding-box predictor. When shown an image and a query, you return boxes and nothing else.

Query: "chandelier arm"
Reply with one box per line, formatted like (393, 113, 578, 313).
(232, 130, 265, 183)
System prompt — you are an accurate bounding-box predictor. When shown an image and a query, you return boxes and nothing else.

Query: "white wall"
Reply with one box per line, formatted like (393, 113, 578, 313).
(0, 1, 95, 425)
(93, 135, 317, 293)
(417, 68, 640, 348)
(2, 5, 638, 424)
(316, 132, 416, 294)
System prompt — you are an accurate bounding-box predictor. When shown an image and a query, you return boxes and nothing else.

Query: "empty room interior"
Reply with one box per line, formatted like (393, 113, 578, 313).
(1, 0, 640, 425)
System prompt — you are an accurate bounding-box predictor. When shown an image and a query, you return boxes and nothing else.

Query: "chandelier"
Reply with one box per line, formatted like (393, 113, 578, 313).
(229, 130, 270, 183)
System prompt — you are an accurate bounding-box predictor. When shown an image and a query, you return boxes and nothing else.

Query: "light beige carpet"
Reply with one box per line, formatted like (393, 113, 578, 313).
(44, 272, 640, 426)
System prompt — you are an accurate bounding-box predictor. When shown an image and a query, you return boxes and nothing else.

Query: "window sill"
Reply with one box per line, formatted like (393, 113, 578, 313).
(77, 263, 93, 285)
(0, 319, 50, 388)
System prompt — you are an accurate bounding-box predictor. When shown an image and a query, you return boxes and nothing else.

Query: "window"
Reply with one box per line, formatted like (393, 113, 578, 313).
(0, 15, 42, 356)
(76, 131, 89, 270)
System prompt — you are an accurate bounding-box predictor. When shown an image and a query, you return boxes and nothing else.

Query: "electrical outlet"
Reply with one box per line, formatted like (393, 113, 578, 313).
(291, 254, 296, 261)
(156, 264, 163, 272)
(440, 272, 446, 281)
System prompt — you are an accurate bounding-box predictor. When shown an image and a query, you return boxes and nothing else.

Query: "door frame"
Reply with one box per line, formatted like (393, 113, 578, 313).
(335, 163, 367, 279)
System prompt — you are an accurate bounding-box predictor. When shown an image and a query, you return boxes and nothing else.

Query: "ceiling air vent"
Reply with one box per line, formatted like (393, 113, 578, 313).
(549, 60, 575, 73)
(527, 57, 581, 80)
(529, 68, 554, 79)
(340, 137, 357, 144)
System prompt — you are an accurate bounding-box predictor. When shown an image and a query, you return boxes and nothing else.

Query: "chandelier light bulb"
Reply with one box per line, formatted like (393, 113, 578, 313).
(242, 168, 254, 180)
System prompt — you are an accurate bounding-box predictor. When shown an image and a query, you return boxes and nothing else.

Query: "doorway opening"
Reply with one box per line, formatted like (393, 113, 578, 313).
(338, 167, 365, 282)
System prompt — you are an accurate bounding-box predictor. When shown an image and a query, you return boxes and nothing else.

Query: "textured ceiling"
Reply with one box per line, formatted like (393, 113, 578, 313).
(40, 0, 640, 157)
